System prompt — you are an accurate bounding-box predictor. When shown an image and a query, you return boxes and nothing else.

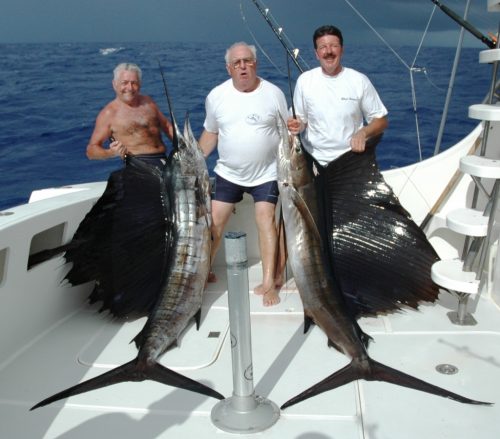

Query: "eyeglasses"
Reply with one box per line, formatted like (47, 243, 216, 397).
(229, 58, 256, 69)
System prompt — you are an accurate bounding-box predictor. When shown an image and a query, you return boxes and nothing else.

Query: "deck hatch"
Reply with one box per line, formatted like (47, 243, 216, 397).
(78, 307, 229, 370)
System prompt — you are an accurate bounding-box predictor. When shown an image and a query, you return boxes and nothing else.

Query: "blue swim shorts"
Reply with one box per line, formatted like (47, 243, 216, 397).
(212, 174, 279, 204)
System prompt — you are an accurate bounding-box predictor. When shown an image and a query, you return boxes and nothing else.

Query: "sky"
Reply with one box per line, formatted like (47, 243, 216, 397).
(1, 0, 499, 47)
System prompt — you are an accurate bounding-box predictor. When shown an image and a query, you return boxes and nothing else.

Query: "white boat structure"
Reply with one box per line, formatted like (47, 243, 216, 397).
(2, 1, 500, 438)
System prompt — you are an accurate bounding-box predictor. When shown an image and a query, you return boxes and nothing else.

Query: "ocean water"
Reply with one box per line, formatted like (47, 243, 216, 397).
(0, 41, 492, 211)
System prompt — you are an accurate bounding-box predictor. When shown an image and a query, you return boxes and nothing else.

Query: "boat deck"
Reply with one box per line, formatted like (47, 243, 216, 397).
(1, 258, 499, 439)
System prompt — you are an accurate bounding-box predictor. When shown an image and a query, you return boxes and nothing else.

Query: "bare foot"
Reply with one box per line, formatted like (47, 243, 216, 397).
(263, 288, 281, 307)
(254, 283, 269, 296)
(207, 271, 217, 283)
(274, 273, 285, 289)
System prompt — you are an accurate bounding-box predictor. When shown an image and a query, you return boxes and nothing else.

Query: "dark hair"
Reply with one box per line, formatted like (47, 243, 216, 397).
(313, 25, 343, 49)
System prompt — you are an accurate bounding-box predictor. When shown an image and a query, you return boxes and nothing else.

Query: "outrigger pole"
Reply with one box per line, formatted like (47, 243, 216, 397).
(430, 0, 496, 48)
(249, 0, 308, 73)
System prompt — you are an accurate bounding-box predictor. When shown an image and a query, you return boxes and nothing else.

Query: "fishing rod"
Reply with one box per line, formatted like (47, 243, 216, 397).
(249, 0, 308, 73)
(286, 52, 296, 118)
(157, 60, 179, 147)
(430, 0, 496, 48)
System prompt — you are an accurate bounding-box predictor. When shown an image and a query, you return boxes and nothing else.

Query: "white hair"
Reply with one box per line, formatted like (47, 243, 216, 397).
(224, 42, 257, 64)
(113, 63, 142, 82)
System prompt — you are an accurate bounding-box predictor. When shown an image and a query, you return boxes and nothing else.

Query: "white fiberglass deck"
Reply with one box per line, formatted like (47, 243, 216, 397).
(1, 259, 499, 439)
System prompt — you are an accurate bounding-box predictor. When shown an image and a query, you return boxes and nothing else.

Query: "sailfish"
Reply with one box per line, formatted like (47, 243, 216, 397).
(30, 71, 221, 410)
(275, 117, 492, 408)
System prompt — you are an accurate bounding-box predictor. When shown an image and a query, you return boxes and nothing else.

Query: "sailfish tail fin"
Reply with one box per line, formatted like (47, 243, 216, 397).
(367, 358, 491, 405)
(30, 359, 223, 410)
(281, 361, 357, 409)
(147, 361, 223, 400)
(281, 357, 492, 409)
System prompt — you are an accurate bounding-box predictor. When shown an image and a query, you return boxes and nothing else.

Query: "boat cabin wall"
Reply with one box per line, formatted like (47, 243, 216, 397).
(0, 185, 103, 365)
(0, 185, 266, 366)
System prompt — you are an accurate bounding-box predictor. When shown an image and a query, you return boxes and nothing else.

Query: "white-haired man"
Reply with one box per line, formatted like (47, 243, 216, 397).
(199, 42, 288, 307)
(87, 62, 173, 164)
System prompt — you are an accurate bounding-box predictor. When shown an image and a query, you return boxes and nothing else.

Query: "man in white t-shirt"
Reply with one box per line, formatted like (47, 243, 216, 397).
(287, 25, 388, 163)
(199, 42, 288, 306)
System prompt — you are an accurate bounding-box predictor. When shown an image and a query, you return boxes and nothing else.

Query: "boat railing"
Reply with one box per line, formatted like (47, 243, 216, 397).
(430, 43, 500, 324)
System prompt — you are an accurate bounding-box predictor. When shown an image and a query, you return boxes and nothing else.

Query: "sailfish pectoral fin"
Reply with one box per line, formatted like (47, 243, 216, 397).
(290, 187, 322, 243)
(194, 308, 202, 330)
(303, 314, 314, 334)
(30, 358, 224, 411)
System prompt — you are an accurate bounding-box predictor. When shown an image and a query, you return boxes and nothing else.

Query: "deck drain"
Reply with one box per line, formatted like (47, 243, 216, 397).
(436, 364, 459, 375)
(0, 212, 14, 216)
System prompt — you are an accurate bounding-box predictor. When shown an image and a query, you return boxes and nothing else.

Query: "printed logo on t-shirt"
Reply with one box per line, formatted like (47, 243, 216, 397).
(246, 113, 261, 124)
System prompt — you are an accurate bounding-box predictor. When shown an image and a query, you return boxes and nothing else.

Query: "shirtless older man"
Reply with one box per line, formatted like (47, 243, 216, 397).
(45, 63, 176, 319)
(87, 63, 173, 161)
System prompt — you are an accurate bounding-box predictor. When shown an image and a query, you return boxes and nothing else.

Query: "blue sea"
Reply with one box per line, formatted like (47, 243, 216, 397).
(0, 41, 492, 211)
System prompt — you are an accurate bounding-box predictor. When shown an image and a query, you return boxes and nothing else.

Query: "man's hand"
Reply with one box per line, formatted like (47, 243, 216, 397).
(109, 139, 127, 159)
(350, 129, 367, 153)
(287, 117, 303, 135)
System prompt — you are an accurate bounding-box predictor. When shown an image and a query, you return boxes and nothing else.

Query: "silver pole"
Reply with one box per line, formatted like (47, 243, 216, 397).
(225, 231, 254, 399)
(434, 0, 471, 156)
(211, 231, 280, 433)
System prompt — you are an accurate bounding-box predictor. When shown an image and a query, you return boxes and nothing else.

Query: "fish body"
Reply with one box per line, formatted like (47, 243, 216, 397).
(276, 118, 491, 409)
(134, 115, 212, 359)
(31, 116, 221, 410)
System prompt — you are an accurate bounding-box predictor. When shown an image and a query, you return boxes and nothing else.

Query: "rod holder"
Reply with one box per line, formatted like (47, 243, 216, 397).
(211, 231, 280, 434)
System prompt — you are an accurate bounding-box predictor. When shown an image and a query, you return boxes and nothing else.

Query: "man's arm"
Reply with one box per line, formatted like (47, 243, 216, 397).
(86, 107, 126, 160)
(198, 129, 219, 158)
(350, 116, 388, 153)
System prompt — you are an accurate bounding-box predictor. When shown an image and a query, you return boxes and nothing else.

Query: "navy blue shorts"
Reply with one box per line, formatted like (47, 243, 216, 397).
(213, 174, 279, 204)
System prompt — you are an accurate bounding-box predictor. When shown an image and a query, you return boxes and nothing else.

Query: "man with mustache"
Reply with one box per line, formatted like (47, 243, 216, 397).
(286, 25, 390, 310)
(287, 25, 388, 163)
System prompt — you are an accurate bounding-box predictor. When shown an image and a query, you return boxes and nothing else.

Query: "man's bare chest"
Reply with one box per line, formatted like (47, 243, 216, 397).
(113, 105, 159, 135)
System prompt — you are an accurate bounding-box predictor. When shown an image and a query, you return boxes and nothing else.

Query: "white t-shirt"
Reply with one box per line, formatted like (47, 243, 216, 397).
(204, 78, 288, 186)
(294, 66, 388, 166)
